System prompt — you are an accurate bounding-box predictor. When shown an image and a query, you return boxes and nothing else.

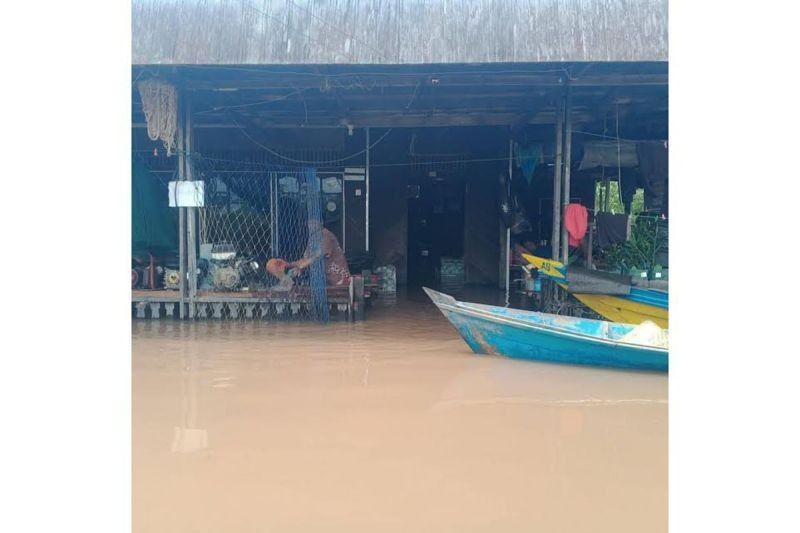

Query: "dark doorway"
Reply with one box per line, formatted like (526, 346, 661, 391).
(407, 169, 465, 287)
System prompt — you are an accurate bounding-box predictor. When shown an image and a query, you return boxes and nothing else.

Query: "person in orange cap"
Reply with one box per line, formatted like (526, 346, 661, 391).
(266, 219, 350, 288)
(290, 218, 350, 286)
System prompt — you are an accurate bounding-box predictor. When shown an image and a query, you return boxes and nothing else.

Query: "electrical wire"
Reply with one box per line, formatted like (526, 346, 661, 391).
(224, 80, 422, 165)
(230, 116, 394, 165)
(573, 129, 656, 143)
(193, 89, 306, 115)
(134, 148, 534, 171)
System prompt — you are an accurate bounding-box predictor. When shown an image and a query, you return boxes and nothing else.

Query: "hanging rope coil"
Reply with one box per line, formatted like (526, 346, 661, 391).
(138, 79, 178, 156)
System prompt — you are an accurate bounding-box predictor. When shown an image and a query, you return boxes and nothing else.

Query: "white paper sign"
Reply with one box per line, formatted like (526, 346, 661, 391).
(168, 181, 205, 207)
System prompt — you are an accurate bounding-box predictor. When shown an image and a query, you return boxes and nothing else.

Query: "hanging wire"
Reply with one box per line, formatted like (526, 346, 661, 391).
(574, 129, 645, 143)
(224, 80, 423, 166)
(193, 88, 307, 115)
(133, 148, 556, 172)
(230, 116, 394, 165)
(616, 102, 624, 209)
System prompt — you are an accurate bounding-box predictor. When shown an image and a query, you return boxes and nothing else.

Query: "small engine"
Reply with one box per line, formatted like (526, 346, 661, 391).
(132, 265, 164, 289)
(163, 268, 181, 290)
(210, 264, 240, 290)
(197, 243, 260, 291)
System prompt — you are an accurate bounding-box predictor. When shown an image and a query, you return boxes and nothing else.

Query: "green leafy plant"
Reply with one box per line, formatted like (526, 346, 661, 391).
(605, 216, 666, 274)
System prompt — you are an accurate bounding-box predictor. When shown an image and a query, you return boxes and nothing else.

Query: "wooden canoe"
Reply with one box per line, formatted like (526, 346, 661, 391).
(425, 287, 668, 372)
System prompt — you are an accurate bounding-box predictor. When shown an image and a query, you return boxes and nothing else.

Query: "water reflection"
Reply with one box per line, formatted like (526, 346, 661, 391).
(170, 342, 208, 454)
(133, 290, 667, 532)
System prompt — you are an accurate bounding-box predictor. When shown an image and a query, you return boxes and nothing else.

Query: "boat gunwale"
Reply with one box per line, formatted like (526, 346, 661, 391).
(434, 300, 668, 354)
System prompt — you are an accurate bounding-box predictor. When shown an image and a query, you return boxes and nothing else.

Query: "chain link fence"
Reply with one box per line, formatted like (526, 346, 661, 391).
(133, 152, 362, 322)
(194, 157, 334, 321)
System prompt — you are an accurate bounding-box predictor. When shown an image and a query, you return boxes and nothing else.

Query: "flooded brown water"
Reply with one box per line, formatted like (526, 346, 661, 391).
(133, 289, 667, 533)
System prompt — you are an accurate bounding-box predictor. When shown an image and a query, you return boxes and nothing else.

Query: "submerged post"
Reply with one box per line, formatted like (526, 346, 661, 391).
(185, 94, 197, 318)
(552, 97, 563, 260)
(560, 84, 573, 264)
(177, 92, 186, 319)
(587, 218, 594, 269)
(505, 136, 512, 307)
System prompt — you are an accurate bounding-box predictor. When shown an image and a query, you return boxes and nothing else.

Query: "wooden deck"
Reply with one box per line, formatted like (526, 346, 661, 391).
(131, 277, 368, 321)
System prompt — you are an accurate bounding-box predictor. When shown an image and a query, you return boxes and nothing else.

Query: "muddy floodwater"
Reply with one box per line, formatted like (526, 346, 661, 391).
(133, 289, 667, 533)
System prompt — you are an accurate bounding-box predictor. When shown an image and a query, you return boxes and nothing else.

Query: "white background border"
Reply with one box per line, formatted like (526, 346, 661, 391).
(2, 1, 799, 531)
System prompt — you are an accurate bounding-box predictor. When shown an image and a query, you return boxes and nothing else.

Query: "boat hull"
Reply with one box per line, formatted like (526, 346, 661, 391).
(425, 288, 667, 372)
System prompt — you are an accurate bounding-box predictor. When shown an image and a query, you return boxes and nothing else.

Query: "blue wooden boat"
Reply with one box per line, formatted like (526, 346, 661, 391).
(424, 288, 668, 372)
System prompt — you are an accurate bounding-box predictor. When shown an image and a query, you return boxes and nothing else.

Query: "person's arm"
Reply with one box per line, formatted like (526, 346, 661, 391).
(290, 234, 329, 270)
(291, 253, 320, 270)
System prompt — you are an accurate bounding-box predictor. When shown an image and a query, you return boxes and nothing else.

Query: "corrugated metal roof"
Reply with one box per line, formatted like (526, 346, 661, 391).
(133, 0, 668, 65)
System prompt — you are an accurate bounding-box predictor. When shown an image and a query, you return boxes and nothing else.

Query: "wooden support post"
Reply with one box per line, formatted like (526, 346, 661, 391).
(177, 96, 186, 319)
(506, 136, 512, 307)
(498, 221, 506, 289)
(185, 93, 197, 319)
(547, 95, 564, 308)
(341, 171, 346, 252)
(560, 84, 573, 265)
(353, 275, 365, 321)
(348, 276, 355, 321)
(587, 219, 594, 269)
(552, 98, 563, 260)
(365, 127, 370, 252)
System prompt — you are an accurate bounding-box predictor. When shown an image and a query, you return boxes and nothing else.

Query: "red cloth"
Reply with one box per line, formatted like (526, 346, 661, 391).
(564, 203, 588, 247)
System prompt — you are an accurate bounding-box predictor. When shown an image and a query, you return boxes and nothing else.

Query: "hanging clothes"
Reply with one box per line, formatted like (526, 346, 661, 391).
(513, 143, 543, 185)
(595, 212, 631, 248)
(564, 203, 589, 247)
(637, 141, 668, 212)
(619, 167, 639, 213)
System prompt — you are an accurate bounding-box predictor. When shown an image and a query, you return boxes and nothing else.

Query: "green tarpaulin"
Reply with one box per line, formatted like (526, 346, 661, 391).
(132, 160, 177, 253)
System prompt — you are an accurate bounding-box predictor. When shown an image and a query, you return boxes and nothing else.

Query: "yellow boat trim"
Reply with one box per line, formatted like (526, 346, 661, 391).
(520, 252, 668, 328)
(572, 292, 669, 328)
(521, 253, 567, 280)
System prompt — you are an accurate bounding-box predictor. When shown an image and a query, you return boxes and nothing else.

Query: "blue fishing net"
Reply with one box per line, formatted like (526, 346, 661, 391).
(303, 168, 330, 322)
